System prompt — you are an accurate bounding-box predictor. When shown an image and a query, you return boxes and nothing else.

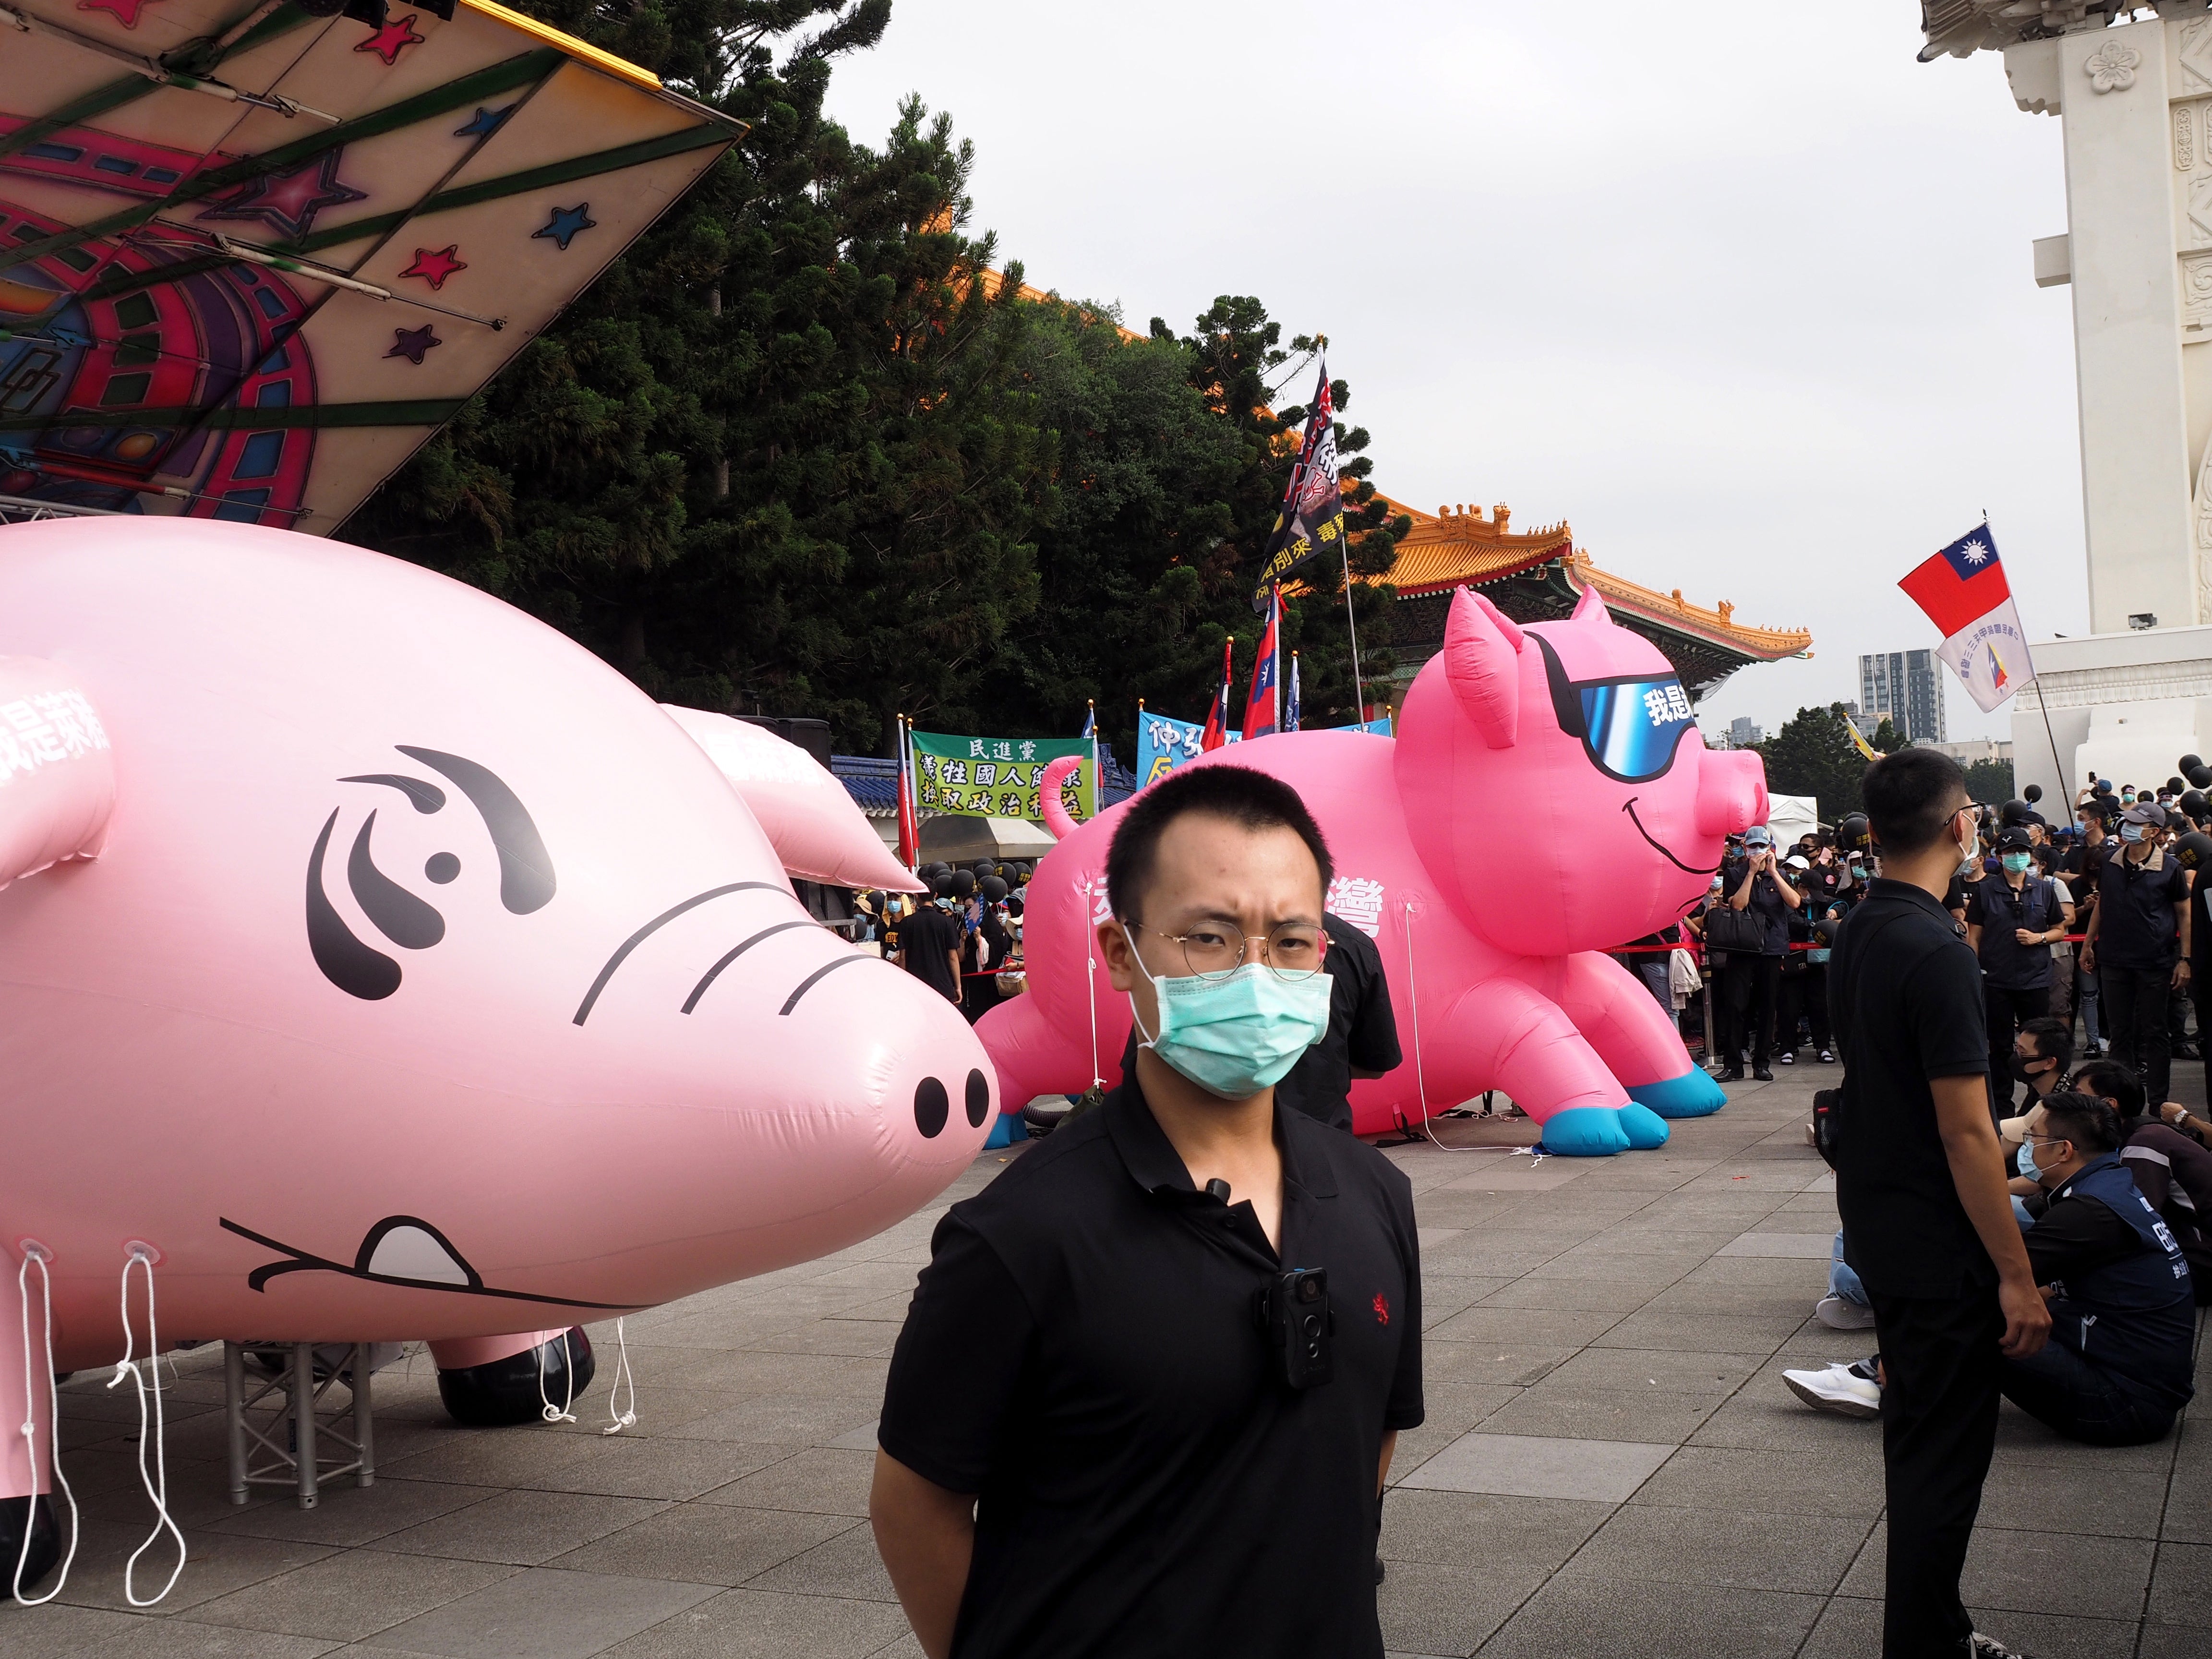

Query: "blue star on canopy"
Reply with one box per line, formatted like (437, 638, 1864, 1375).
(531, 203, 596, 252)
(385, 325, 441, 366)
(453, 104, 517, 139)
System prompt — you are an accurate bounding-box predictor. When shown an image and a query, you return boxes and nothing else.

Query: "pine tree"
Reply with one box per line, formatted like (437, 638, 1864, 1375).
(1755, 704, 1870, 818)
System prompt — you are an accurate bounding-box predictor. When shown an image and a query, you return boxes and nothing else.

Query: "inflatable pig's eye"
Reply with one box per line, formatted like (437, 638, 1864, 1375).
(397, 746, 555, 914)
(914, 1077, 950, 1138)
(425, 853, 461, 884)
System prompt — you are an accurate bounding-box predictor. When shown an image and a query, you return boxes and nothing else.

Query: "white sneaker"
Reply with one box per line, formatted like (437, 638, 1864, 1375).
(1782, 1361, 1880, 1418)
(1815, 1296, 1877, 1330)
(1967, 1633, 2032, 1659)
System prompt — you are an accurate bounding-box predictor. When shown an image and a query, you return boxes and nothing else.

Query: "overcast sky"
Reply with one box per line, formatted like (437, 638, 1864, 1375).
(823, 1, 2080, 744)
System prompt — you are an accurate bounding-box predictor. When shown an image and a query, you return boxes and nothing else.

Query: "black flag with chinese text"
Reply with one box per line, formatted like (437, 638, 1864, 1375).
(1250, 359, 1345, 612)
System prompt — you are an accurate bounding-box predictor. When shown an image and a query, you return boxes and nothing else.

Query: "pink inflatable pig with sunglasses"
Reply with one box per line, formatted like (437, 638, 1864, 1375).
(980, 586, 1768, 1152)
(0, 518, 991, 1582)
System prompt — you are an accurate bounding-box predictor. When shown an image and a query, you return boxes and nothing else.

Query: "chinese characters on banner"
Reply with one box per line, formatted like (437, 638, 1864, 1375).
(1135, 711, 1392, 786)
(908, 730, 1095, 823)
(1250, 357, 1346, 611)
(1325, 875, 1386, 938)
(0, 688, 109, 784)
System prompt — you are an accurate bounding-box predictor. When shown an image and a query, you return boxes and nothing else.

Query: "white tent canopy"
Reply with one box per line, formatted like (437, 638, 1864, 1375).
(1765, 794, 1820, 846)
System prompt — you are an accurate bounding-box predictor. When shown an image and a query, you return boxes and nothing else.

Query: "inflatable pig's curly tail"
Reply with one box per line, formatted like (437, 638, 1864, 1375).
(1040, 756, 1084, 840)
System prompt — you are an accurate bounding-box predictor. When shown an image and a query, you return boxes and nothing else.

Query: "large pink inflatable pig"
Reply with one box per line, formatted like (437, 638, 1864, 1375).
(980, 585, 1767, 1155)
(0, 518, 992, 1579)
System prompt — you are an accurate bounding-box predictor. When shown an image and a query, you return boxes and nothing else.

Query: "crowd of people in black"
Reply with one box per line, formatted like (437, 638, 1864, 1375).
(853, 862, 1031, 1025)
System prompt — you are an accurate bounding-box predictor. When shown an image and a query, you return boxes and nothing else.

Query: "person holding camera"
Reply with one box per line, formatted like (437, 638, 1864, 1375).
(1828, 748, 2049, 1659)
(869, 765, 1422, 1659)
(1715, 825, 1798, 1081)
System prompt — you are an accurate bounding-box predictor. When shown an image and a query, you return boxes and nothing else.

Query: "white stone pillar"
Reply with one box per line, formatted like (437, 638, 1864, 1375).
(2052, 17, 2195, 634)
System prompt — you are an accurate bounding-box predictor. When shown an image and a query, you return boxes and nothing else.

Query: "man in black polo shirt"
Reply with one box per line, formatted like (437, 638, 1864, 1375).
(1830, 747, 2049, 1659)
(1965, 827, 2074, 1119)
(870, 764, 1422, 1659)
(2080, 802, 2191, 1108)
(894, 884, 965, 1008)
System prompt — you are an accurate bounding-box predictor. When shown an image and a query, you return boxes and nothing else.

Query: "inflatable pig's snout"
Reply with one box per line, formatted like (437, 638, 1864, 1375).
(1696, 747, 1769, 838)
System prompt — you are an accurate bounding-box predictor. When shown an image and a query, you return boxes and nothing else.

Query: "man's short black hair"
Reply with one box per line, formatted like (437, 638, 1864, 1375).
(1106, 764, 1334, 924)
(2069, 1058, 2147, 1122)
(2037, 1092, 2123, 1157)
(1863, 747, 1969, 856)
(2019, 1016, 2072, 1073)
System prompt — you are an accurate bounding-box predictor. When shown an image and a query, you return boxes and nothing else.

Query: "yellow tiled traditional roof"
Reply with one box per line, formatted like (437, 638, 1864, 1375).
(1357, 495, 1810, 663)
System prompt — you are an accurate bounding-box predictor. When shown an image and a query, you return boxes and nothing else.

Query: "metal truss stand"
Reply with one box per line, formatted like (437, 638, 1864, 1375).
(223, 1342, 376, 1510)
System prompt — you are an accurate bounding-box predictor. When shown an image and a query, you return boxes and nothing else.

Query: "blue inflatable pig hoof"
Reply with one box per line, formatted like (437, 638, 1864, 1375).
(1537, 1106, 1631, 1157)
(1617, 1101, 1671, 1149)
(1629, 1068, 1728, 1120)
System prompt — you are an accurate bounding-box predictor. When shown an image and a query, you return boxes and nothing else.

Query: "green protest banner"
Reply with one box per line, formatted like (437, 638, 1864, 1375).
(908, 731, 1095, 823)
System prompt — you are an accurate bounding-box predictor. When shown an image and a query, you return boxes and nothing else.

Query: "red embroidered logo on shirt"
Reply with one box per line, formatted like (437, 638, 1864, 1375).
(1372, 1292, 1390, 1326)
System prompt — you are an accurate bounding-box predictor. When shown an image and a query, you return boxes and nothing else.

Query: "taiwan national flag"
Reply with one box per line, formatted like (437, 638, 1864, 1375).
(1200, 637, 1233, 752)
(1898, 525, 2034, 713)
(1243, 585, 1282, 740)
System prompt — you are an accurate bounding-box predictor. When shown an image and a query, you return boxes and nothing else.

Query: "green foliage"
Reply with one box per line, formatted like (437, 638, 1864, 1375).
(1870, 717, 1906, 755)
(1753, 704, 1870, 819)
(1965, 757, 2016, 803)
(342, 3, 1404, 757)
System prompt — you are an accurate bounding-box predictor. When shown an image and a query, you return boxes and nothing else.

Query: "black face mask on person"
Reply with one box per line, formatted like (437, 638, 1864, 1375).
(2010, 1053, 2052, 1085)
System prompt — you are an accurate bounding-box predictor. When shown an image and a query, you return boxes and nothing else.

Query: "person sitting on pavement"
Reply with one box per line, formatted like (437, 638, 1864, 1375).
(1992, 1017, 2073, 1150)
(1785, 1094, 2196, 1445)
(2073, 1057, 2212, 1302)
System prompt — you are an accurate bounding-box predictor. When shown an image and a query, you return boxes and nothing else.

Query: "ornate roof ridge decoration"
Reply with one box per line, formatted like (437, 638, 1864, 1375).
(1916, 0, 2135, 63)
(1567, 550, 1811, 659)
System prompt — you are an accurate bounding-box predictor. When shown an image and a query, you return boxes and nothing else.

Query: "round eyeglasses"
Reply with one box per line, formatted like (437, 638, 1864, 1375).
(1127, 919, 1329, 983)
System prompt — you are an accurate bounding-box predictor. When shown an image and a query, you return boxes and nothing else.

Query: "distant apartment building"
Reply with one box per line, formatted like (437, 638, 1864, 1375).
(1858, 650, 1948, 744)
(1920, 738, 2013, 767)
(1726, 716, 1764, 748)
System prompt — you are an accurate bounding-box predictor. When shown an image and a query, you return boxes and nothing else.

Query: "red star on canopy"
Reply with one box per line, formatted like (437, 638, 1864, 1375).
(197, 151, 368, 241)
(398, 245, 467, 290)
(75, 0, 164, 27)
(354, 13, 425, 66)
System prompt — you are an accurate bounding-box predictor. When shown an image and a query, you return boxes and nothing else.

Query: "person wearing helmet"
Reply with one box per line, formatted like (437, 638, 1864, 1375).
(2081, 803, 2192, 1109)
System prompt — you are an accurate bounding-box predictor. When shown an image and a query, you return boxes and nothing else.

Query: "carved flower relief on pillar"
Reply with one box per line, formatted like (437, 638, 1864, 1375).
(2085, 38, 2140, 94)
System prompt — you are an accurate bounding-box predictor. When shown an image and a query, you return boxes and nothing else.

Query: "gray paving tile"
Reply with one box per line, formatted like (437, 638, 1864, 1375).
(1472, 1384, 1727, 1447)
(50, 1518, 336, 1614)
(1375, 1557, 1545, 1658)
(94, 1621, 340, 1658)
(596, 1586, 913, 1659)
(1715, 1231, 1835, 1257)
(1384, 1383, 1524, 1473)
(1630, 1443, 1885, 1519)
(546, 1503, 856, 1587)
(1588, 1310, 1802, 1355)
(374, 1489, 670, 1566)
(1975, 1457, 2171, 1539)
(1476, 1575, 1823, 1659)
(1420, 1341, 1576, 1389)
(1475, 1278, 1657, 1313)
(742, 1521, 898, 1601)
(1841, 1520, 2158, 1622)
(206, 1478, 499, 1548)
(1395, 1431, 1671, 1503)
(2148, 1539, 2212, 1628)
(657, 1395, 881, 1448)
(187, 1549, 516, 1641)
(361, 1567, 715, 1658)
(1538, 1346, 1765, 1393)
(517, 1435, 794, 1502)
(1556, 1503, 1870, 1594)
(1377, 1488, 1611, 1572)
(698, 1448, 876, 1517)
(1426, 1306, 1623, 1347)
(0, 1602, 171, 1659)
(1957, 1609, 2154, 1659)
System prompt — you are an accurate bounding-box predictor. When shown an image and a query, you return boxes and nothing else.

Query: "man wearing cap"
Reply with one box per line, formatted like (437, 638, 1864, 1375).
(2080, 804, 2191, 1108)
(1719, 826, 1800, 1081)
(1967, 829, 2075, 1121)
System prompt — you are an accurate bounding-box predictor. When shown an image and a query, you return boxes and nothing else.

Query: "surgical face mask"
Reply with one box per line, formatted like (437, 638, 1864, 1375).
(1710, 877, 1724, 894)
(1125, 935, 1334, 1101)
(1958, 820, 1979, 874)
(1849, 864, 1865, 879)
(2121, 823, 2146, 844)
(2001, 852, 2032, 875)
(2016, 1140, 2041, 1180)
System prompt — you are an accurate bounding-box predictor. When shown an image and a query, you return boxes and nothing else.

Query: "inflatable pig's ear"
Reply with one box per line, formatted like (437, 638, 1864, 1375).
(661, 706, 924, 893)
(0, 658, 115, 892)
(1442, 588, 1524, 750)
(1571, 583, 1612, 624)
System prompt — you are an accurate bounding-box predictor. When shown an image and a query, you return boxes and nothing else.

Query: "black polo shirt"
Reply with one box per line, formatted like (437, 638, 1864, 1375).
(1830, 878, 1995, 1298)
(1965, 873, 2065, 991)
(1274, 914, 1402, 1131)
(896, 903, 963, 1001)
(2094, 845, 2188, 970)
(878, 1072, 1424, 1659)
